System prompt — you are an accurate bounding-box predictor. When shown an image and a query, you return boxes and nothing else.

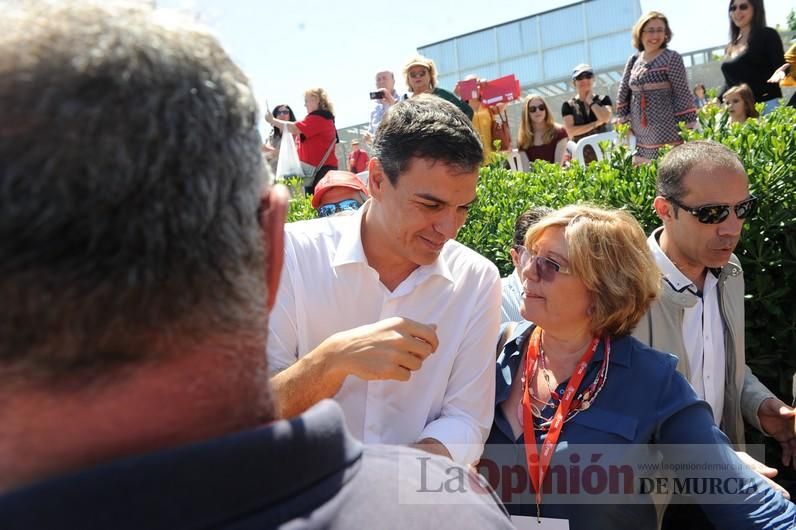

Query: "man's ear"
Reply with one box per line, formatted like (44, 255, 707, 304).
(367, 157, 388, 199)
(652, 196, 674, 222)
(260, 185, 289, 311)
(510, 247, 520, 269)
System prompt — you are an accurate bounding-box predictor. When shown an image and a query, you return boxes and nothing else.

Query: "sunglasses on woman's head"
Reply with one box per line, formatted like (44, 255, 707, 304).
(517, 246, 571, 282)
(729, 3, 749, 11)
(527, 104, 545, 113)
(666, 195, 757, 224)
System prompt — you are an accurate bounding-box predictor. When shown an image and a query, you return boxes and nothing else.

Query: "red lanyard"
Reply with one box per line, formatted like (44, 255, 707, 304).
(521, 326, 600, 520)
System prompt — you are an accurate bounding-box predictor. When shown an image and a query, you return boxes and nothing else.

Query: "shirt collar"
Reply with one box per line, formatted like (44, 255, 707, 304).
(495, 323, 632, 404)
(331, 200, 454, 285)
(331, 200, 369, 268)
(648, 227, 703, 295)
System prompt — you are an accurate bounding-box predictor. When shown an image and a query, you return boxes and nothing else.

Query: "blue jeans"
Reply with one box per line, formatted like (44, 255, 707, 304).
(761, 98, 780, 115)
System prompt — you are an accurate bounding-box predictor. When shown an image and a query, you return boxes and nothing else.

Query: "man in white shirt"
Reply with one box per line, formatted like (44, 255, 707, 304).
(365, 70, 400, 142)
(632, 140, 796, 527)
(268, 95, 502, 465)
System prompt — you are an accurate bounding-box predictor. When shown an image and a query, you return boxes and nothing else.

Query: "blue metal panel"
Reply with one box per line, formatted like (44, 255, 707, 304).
(586, 0, 638, 36)
(499, 54, 542, 85)
(457, 30, 496, 70)
(437, 73, 460, 91)
(589, 33, 633, 70)
(541, 4, 583, 48)
(420, 40, 457, 75)
(497, 21, 524, 59)
(543, 43, 587, 80)
(519, 18, 539, 54)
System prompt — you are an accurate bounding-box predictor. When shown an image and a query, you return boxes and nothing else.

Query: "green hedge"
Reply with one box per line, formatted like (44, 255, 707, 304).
(285, 105, 796, 401)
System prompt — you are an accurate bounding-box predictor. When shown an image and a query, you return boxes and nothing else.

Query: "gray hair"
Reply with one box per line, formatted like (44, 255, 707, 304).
(0, 1, 269, 382)
(656, 140, 746, 200)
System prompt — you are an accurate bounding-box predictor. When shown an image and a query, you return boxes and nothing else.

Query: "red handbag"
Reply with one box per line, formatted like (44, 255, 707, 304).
(490, 107, 512, 151)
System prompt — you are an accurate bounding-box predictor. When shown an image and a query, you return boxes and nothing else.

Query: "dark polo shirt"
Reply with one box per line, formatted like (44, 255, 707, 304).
(0, 400, 511, 529)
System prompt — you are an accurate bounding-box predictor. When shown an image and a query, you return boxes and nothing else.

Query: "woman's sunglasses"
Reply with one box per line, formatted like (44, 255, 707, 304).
(729, 3, 749, 12)
(666, 195, 758, 224)
(517, 246, 571, 282)
(276, 109, 291, 116)
(527, 104, 545, 113)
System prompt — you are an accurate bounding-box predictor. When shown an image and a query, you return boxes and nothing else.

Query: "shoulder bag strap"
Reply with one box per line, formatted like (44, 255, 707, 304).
(312, 137, 337, 178)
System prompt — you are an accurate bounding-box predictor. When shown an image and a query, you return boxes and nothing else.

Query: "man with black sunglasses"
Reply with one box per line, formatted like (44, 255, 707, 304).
(633, 140, 796, 528)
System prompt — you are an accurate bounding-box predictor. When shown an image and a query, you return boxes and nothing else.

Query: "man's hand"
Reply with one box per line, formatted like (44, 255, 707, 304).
(270, 317, 438, 419)
(758, 397, 796, 468)
(382, 89, 396, 106)
(734, 450, 790, 499)
(323, 316, 438, 382)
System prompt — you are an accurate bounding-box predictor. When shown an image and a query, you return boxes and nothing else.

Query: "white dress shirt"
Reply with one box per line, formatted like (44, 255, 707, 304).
(500, 268, 524, 323)
(648, 233, 726, 426)
(267, 203, 502, 465)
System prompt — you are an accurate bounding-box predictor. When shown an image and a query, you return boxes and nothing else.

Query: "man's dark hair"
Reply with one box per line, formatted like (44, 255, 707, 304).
(0, 2, 268, 383)
(513, 206, 553, 248)
(656, 140, 746, 201)
(372, 95, 483, 185)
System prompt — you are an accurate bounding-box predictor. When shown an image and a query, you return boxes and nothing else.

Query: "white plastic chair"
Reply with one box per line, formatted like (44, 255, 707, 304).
(507, 149, 530, 172)
(572, 131, 636, 163)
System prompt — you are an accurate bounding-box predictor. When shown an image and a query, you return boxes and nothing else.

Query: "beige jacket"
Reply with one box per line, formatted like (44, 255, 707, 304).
(632, 228, 774, 449)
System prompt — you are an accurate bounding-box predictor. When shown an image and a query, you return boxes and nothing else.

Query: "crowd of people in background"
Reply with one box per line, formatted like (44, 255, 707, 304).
(3, 1, 796, 529)
(261, 0, 793, 188)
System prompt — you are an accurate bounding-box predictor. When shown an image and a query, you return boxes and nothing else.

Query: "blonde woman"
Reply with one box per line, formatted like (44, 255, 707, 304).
(403, 55, 473, 119)
(517, 94, 568, 165)
(266, 87, 339, 193)
(723, 83, 759, 123)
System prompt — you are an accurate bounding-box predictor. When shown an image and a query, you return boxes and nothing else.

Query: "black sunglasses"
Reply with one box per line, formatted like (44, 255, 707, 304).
(575, 72, 593, 81)
(729, 3, 749, 12)
(666, 195, 757, 224)
(527, 104, 546, 113)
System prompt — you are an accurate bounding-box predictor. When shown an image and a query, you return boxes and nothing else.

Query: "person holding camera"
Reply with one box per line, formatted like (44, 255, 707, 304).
(366, 70, 400, 141)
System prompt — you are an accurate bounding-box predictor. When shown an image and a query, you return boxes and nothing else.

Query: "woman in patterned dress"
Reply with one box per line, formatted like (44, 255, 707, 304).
(616, 12, 696, 164)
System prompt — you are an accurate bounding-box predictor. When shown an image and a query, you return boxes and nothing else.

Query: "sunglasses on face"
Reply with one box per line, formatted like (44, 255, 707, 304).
(666, 195, 757, 224)
(276, 109, 290, 115)
(527, 104, 545, 113)
(409, 70, 428, 79)
(642, 27, 666, 34)
(517, 246, 571, 282)
(317, 198, 363, 218)
(729, 3, 749, 12)
(575, 73, 593, 81)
